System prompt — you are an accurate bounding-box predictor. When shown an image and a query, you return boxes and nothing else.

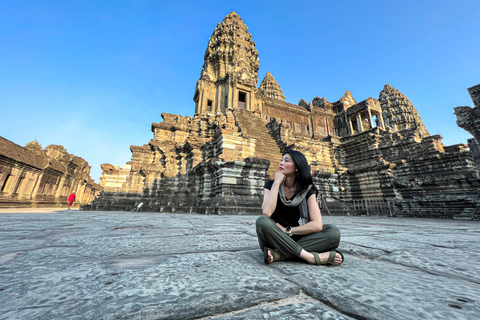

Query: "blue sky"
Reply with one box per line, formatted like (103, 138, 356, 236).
(1, 0, 479, 182)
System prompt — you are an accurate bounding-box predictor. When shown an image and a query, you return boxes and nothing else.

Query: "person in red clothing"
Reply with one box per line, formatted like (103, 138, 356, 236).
(67, 192, 76, 210)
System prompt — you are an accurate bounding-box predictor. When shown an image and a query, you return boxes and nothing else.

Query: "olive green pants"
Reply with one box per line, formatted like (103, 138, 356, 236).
(255, 215, 341, 259)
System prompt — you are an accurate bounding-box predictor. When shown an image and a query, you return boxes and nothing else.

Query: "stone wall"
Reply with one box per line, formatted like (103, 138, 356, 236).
(0, 136, 102, 208)
(262, 97, 312, 137)
(92, 157, 270, 215)
(335, 128, 480, 218)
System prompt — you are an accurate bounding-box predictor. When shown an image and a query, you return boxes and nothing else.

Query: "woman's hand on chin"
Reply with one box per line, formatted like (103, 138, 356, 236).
(274, 172, 286, 184)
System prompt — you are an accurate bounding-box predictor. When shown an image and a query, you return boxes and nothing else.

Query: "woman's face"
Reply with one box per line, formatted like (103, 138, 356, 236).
(279, 153, 296, 175)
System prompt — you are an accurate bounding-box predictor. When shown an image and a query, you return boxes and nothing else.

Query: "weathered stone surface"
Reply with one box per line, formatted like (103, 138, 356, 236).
(211, 303, 354, 319)
(334, 128, 480, 217)
(1, 209, 480, 319)
(0, 136, 102, 208)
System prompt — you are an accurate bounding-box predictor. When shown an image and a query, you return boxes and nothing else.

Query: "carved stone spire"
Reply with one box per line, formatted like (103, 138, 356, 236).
(340, 90, 356, 108)
(194, 12, 260, 114)
(24, 140, 44, 156)
(259, 72, 285, 101)
(298, 98, 311, 111)
(379, 84, 430, 137)
(312, 96, 326, 108)
(204, 12, 259, 86)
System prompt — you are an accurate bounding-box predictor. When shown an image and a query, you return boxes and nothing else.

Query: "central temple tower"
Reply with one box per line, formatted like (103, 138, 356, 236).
(194, 12, 259, 114)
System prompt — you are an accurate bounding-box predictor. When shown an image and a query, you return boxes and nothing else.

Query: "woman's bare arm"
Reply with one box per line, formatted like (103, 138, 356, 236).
(261, 172, 285, 216)
(278, 193, 323, 235)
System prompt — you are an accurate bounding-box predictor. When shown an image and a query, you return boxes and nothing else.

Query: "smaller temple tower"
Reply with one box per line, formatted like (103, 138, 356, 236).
(259, 72, 285, 101)
(379, 84, 430, 137)
(194, 12, 259, 115)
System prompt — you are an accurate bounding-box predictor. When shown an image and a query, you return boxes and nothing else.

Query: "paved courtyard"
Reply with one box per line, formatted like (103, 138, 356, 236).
(0, 208, 479, 319)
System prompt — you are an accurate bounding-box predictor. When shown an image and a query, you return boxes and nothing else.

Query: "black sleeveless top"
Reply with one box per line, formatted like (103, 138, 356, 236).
(264, 180, 315, 227)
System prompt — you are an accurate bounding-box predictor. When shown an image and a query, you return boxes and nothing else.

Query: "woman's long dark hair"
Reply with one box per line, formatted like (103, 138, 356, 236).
(285, 150, 319, 196)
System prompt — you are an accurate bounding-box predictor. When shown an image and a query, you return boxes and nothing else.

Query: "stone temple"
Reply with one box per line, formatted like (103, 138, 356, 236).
(91, 12, 480, 218)
(0, 137, 102, 207)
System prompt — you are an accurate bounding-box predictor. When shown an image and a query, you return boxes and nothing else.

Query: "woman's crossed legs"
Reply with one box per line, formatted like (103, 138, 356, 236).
(255, 215, 343, 266)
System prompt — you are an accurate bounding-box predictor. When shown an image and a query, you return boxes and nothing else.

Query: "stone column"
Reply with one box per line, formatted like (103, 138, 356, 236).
(30, 172, 43, 200)
(347, 114, 353, 136)
(378, 112, 386, 129)
(356, 113, 363, 132)
(366, 109, 373, 129)
(228, 84, 234, 110)
(55, 175, 66, 198)
(214, 87, 219, 113)
(248, 88, 254, 111)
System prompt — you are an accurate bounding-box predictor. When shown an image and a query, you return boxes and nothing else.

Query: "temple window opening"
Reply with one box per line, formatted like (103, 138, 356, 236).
(360, 111, 370, 130)
(207, 99, 213, 112)
(350, 115, 359, 133)
(238, 91, 247, 109)
(1, 174, 12, 192)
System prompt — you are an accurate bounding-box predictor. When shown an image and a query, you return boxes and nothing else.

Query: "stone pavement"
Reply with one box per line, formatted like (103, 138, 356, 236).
(0, 208, 479, 320)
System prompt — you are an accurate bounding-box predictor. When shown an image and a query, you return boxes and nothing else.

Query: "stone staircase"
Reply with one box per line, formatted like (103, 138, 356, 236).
(233, 108, 283, 179)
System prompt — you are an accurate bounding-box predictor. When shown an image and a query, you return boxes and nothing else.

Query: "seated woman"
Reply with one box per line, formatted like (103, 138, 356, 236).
(256, 150, 344, 266)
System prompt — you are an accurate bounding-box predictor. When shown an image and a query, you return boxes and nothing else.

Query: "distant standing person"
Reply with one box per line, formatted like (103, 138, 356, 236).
(67, 192, 76, 210)
(256, 150, 344, 266)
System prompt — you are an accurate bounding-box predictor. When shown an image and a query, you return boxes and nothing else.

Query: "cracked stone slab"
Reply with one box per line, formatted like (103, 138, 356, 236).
(0, 250, 300, 320)
(207, 302, 355, 319)
(280, 257, 480, 320)
(1, 210, 480, 319)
